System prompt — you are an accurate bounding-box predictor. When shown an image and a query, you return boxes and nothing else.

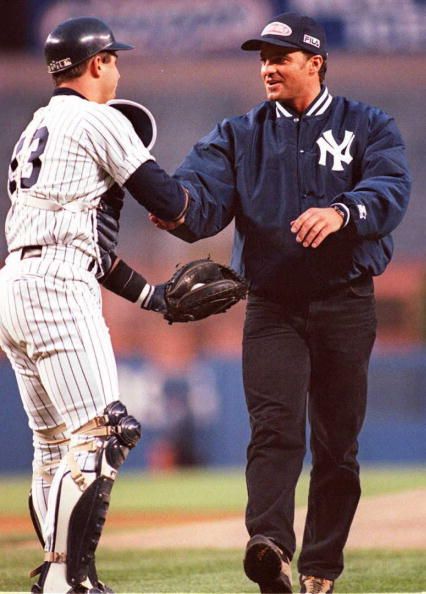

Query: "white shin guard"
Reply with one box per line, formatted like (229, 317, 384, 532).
(32, 401, 141, 594)
(41, 449, 100, 594)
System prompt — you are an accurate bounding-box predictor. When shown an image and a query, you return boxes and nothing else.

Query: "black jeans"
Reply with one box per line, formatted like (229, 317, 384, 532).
(243, 279, 377, 580)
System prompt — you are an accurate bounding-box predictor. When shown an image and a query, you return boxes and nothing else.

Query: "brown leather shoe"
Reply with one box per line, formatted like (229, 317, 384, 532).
(299, 575, 334, 593)
(244, 535, 293, 593)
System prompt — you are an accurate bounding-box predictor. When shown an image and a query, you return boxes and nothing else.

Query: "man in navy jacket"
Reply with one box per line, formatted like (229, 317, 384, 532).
(152, 11, 411, 594)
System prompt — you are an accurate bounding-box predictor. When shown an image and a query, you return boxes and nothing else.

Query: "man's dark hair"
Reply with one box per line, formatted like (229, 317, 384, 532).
(52, 51, 115, 87)
(319, 56, 327, 84)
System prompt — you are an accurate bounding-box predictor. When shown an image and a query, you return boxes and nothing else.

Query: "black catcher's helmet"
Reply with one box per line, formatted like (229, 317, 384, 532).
(44, 16, 134, 74)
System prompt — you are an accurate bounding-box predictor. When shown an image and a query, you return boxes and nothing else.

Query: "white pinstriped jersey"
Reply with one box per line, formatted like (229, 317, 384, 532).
(0, 91, 150, 536)
(6, 93, 153, 262)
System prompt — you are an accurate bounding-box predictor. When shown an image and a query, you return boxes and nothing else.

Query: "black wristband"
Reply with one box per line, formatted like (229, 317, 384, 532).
(101, 259, 147, 303)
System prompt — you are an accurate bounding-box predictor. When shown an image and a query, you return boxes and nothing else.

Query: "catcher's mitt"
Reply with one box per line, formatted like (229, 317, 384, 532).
(164, 258, 248, 324)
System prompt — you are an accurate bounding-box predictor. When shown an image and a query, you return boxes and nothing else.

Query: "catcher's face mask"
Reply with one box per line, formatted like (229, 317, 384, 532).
(107, 99, 157, 150)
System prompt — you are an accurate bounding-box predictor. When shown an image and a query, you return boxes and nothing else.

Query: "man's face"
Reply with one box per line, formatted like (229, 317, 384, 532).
(260, 44, 316, 103)
(99, 53, 120, 103)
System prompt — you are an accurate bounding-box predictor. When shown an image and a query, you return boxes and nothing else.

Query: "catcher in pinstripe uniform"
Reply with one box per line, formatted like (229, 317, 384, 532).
(0, 17, 190, 594)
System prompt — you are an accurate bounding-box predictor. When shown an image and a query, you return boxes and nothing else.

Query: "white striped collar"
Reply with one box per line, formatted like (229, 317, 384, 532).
(275, 86, 333, 119)
(306, 86, 332, 116)
(275, 102, 293, 119)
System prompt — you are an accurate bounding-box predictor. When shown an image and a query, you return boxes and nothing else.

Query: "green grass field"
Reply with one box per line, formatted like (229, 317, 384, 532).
(1, 548, 425, 593)
(0, 467, 425, 593)
(2, 466, 425, 515)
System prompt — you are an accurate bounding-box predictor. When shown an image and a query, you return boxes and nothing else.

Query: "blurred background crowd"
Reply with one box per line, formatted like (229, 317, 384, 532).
(0, 0, 425, 472)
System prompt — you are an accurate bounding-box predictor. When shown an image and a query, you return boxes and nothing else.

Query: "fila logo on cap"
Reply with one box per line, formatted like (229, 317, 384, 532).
(48, 57, 72, 72)
(261, 22, 292, 37)
(303, 34, 320, 48)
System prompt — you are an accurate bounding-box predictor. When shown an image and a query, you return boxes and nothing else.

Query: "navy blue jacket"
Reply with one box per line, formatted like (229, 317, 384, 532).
(173, 87, 411, 300)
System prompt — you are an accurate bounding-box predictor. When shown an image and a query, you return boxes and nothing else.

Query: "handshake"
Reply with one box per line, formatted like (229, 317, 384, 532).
(149, 212, 185, 231)
(95, 172, 246, 324)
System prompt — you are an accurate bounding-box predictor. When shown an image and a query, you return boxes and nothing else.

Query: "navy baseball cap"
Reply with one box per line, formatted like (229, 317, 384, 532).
(241, 12, 327, 57)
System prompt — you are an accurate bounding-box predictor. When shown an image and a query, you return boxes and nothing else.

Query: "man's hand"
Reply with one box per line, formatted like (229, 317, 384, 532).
(149, 213, 185, 230)
(290, 207, 344, 248)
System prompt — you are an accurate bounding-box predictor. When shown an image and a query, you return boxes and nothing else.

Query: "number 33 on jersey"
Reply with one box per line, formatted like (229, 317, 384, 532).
(9, 126, 49, 194)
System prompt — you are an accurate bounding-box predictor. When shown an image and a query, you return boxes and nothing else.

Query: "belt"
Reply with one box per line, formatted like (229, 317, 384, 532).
(16, 245, 96, 271)
(20, 246, 42, 259)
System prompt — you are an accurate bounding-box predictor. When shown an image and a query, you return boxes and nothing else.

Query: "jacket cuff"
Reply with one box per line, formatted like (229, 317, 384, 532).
(330, 202, 350, 227)
(332, 194, 370, 237)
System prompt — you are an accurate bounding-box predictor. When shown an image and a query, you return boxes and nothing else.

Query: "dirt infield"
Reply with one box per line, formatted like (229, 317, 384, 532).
(100, 488, 426, 550)
(0, 510, 238, 536)
(3, 488, 425, 550)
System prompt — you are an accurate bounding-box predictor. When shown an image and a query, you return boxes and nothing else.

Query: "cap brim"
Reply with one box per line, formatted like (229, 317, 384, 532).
(105, 41, 134, 51)
(241, 36, 302, 51)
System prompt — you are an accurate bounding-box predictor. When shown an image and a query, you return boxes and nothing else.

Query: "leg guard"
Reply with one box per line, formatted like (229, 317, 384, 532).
(29, 490, 45, 547)
(29, 424, 70, 584)
(34, 401, 141, 594)
(66, 475, 113, 586)
(29, 491, 111, 593)
(31, 423, 70, 547)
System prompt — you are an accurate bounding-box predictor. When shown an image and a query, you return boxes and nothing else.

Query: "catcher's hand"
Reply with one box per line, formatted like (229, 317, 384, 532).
(163, 258, 248, 324)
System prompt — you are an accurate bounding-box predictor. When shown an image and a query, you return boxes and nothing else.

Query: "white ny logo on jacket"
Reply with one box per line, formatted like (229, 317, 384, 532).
(316, 130, 355, 171)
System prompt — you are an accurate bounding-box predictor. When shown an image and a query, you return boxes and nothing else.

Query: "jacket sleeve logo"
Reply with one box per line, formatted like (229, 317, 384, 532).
(316, 130, 355, 171)
(357, 204, 367, 219)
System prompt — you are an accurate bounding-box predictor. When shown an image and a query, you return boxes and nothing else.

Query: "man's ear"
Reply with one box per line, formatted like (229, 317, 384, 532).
(309, 54, 323, 76)
(89, 55, 102, 78)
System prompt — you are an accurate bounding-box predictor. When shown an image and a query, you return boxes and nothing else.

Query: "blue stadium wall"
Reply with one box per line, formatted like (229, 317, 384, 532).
(1, 351, 425, 473)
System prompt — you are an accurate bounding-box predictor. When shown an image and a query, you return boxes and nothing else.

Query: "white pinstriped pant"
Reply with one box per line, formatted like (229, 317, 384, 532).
(0, 247, 119, 536)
